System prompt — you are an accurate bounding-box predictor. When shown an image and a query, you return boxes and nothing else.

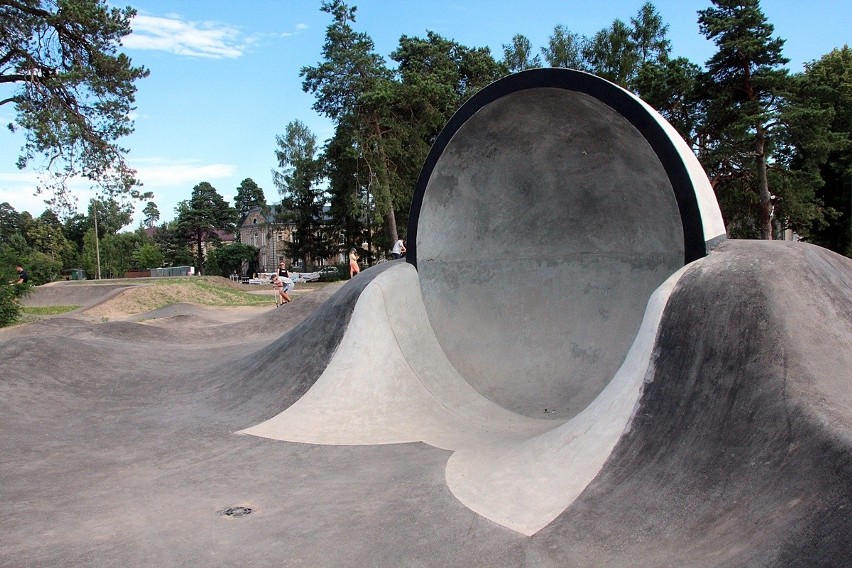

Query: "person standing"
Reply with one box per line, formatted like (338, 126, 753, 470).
(391, 238, 406, 260)
(278, 262, 293, 299)
(349, 248, 360, 278)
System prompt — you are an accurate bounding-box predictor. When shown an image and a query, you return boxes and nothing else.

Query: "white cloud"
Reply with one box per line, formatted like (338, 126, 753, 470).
(282, 22, 309, 37)
(132, 157, 237, 187)
(0, 158, 236, 219)
(123, 14, 251, 59)
(0, 171, 97, 215)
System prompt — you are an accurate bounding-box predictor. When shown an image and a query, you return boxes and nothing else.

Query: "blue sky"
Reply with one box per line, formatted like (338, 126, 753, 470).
(1, 0, 849, 227)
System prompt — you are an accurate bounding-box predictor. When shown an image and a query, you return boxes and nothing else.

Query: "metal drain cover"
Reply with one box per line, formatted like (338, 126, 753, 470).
(219, 506, 253, 518)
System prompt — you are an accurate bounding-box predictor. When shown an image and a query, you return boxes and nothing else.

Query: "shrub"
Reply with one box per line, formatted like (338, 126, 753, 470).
(0, 285, 20, 327)
(0, 267, 29, 328)
(23, 251, 63, 285)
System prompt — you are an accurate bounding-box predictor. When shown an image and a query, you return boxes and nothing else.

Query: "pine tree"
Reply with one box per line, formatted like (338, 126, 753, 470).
(698, 0, 790, 239)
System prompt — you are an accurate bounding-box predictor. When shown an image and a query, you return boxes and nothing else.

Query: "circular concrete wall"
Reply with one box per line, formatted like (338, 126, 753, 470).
(407, 69, 724, 419)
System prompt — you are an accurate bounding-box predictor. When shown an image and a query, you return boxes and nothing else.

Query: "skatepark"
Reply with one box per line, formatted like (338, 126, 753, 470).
(1, 69, 849, 566)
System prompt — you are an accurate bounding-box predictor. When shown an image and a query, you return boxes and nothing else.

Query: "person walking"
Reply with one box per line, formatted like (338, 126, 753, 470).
(349, 248, 360, 278)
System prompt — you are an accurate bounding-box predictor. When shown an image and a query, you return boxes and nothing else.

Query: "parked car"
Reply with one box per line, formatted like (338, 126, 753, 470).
(319, 266, 338, 275)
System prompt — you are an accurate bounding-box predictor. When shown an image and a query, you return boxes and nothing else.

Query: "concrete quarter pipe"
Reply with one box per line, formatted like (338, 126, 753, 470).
(243, 69, 851, 564)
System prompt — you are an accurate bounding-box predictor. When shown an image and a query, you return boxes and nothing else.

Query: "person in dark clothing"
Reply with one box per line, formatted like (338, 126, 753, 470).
(14, 265, 28, 284)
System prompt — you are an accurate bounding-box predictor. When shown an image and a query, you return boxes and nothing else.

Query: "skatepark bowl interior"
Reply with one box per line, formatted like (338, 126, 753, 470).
(3, 69, 850, 566)
(244, 68, 731, 535)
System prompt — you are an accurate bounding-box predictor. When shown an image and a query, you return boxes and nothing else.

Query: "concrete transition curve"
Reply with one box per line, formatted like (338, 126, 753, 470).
(243, 69, 850, 561)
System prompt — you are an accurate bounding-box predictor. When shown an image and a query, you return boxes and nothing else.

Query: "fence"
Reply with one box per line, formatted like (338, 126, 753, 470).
(149, 266, 193, 278)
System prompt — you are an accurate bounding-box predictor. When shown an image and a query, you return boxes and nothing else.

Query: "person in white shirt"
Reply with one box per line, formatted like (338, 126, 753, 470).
(391, 239, 406, 260)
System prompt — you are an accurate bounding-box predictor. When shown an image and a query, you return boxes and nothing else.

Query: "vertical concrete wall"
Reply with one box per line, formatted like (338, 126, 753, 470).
(407, 69, 725, 419)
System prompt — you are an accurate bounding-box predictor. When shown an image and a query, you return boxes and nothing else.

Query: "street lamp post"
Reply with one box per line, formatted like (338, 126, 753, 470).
(93, 202, 102, 280)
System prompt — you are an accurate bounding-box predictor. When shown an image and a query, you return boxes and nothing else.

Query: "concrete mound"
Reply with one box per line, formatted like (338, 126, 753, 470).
(243, 68, 850, 558)
(2, 69, 848, 566)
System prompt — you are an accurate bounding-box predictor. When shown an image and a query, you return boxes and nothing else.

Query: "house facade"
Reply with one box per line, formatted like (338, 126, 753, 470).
(237, 206, 345, 273)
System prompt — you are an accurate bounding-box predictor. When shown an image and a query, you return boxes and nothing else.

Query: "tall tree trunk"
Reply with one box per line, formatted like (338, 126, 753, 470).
(384, 208, 398, 248)
(756, 127, 773, 240)
(367, 115, 399, 248)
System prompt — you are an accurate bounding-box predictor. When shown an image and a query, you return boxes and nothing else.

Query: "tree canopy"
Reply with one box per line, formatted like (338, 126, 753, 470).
(273, 119, 329, 269)
(175, 182, 237, 274)
(698, 0, 790, 239)
(234, 178, 267, 220)
(0, 0, 151, 215)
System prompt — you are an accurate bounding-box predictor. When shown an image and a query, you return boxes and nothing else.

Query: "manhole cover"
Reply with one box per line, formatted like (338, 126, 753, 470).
(219, 506, 253, 518)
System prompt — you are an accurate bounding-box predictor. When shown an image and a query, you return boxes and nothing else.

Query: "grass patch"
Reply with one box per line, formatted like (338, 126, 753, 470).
(20, 305, 80, 316)
(85, 277, 277, 317)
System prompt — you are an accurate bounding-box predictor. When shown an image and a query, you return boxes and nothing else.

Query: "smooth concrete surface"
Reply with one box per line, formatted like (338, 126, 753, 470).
(2, 241, 849, 567)
(2, 69, 848, 566)
(413, 87, 684, 419)
(244, 261, 688, 535)
(407, 70, 726, 420)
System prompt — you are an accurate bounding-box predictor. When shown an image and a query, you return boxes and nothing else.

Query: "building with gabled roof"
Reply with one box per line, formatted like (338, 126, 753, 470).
(237, 205, 343, 273)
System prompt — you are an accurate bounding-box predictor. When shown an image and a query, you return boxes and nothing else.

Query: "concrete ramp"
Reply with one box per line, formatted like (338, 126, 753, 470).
(244, 260, 687, 534)
(3, 69, 847, 565)
(244, 69, 732, 534)
(241, 69, 849, 560)
(408, 68, 724, 419)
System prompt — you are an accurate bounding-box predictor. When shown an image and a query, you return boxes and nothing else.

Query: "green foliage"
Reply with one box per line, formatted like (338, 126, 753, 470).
(630, 2, 671, 67)
(0, 252, 30, 328)
(0, 202, 23, 241)
(20, 305, 79, 316)
(538, 3, 669, 89)
(541, 25, 585, 69)
(141, 202, 160, 229)
(89, 198, 133, 236)
(582, 19, 638, 86)
(80, 228, 142, 278)
(698, 0, 791, 239)
(634, 57, 704, 145)
(133, 242, 164, 270)
(24, 214, 75, 266)
(274, 120, 331, 269)
(1, 0, 151, 215)
(0, 284, 22, 328)
(152, 222, 195, 268)
(234, 178, 268, 220)
(22, 250, 63, 284)
(175, 182, 238, 274)
(301, 0, 401, 244)
(204, 242, 258, 277)
(503, 34, 542, 72)
(307, 16, 505, 257)
(792, 46, 852, 254)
